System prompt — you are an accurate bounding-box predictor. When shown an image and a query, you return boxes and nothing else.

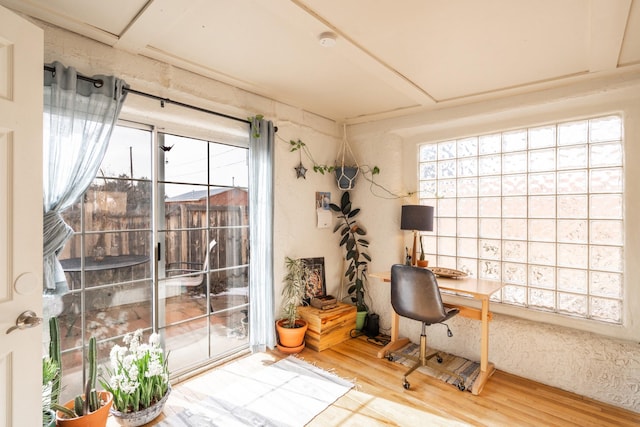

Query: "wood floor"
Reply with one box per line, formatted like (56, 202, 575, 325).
(113, 336, 640, 426)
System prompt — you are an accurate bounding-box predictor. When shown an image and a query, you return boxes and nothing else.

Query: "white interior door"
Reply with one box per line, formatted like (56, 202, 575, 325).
(0, 6, 43, 427)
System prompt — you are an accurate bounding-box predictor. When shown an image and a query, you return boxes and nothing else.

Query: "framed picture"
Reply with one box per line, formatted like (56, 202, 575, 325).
(315, 191, 331, 210)
(301, 257, 326, 303)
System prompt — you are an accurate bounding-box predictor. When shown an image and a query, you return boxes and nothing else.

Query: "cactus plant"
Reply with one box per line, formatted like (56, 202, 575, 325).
(48, 317, 62, 403)
(43, 317, 62, 426)
(83, 336, 99, 413)
(73, 395, 84, 416)
(52, 336, 108, 419)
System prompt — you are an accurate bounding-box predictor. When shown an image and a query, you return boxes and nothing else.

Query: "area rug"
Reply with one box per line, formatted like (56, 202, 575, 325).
(391, 342, 480, 392)
(158, 355, 354, 426)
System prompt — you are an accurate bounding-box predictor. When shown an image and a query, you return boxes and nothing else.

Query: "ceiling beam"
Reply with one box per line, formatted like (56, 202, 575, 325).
(287, 0, 436, 107)
(0, 0, 119, 46)
(114, 0, 193, 53)
(589, 0, 632, 71)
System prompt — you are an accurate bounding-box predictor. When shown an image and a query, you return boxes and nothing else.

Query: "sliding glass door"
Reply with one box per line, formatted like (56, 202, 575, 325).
(157, 131, 249, 375)
(53, 122, 250, 401)
(56, 124, 154, 401)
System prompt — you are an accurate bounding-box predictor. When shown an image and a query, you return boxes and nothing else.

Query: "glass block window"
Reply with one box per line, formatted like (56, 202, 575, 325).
(418, 115, 624, 323)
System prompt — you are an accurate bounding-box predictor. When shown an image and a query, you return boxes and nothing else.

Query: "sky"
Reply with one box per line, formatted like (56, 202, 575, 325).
(99, 126, 248, 198)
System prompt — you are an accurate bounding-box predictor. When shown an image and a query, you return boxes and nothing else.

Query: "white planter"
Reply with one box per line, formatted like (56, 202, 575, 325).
(110, 386, 171, 427)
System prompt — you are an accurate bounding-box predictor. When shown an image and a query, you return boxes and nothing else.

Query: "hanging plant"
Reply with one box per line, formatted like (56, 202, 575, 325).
(334, 123, 360, 190)
(287, 135, 404, 198)
(288, 139, 334, 175)
(287, 133, 381, 186)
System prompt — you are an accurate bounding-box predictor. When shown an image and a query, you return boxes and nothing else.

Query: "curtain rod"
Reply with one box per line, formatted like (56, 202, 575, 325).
(44, 65, 250, 125)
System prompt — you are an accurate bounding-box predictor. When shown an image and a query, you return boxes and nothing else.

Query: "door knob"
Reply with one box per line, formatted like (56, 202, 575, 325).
(5, 310, 42, 334)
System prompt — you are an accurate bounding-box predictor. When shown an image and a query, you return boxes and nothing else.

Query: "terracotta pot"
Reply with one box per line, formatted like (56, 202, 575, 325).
(56, 391, 113, 427)
(417, 259, 429, 268)
(276, 340, 306, 354)
(276, 319, 308, 348)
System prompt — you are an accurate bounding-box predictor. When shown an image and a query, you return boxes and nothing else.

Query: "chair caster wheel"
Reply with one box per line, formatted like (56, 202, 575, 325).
(403, 381, 410, 390)
(436, 356, 443, 363)
(457, 383, 466, 391)
(387, 354, 394, 362)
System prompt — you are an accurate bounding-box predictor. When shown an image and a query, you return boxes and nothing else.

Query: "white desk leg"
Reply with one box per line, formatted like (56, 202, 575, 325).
(377, 309, 409, 358)
(472, 298, 496, 395)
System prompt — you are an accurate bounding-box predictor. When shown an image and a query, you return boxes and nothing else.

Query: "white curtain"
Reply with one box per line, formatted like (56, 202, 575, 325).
(43, 61, 128, 295)
(248, 117, 275, 351)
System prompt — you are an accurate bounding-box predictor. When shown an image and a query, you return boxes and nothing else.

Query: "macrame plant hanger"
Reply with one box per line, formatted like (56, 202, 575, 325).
(335, 123, 360, 190)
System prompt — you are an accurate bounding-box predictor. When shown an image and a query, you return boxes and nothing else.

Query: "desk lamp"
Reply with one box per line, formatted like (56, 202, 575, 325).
(400, 205, 434, 266)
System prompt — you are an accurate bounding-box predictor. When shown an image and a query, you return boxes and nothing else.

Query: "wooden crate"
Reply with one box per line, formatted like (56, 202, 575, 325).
(298, 302, 356, 351)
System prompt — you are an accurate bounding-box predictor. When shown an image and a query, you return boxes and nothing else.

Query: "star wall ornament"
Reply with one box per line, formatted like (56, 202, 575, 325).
(295, 161, 308, 179)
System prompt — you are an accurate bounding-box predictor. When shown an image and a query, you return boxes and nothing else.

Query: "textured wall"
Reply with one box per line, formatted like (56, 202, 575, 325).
(407, 314, 640, 412)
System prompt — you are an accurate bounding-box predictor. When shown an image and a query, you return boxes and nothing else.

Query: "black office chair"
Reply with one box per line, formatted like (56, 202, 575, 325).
(387, 264, 466, 391)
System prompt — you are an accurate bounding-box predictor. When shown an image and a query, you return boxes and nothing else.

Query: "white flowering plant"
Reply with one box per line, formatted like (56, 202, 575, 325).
(99, 329, 170, 413)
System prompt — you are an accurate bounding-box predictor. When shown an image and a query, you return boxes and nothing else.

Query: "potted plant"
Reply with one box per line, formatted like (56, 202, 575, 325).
(42, 317, 61, 427)
(288, 139, 384, 192)
(52, 336, 113, 427)
(334, 123, 361, 190)
(288, 138, 334, 176)
(42, 357, 59, 427)
(275, 257, 310, 353)
(100, 329, 171, 426)
(329, 191, 371, 329)
(334, 165, 359, 190)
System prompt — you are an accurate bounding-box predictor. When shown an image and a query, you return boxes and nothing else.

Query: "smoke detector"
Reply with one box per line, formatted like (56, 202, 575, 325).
(318, 32, 337, 47)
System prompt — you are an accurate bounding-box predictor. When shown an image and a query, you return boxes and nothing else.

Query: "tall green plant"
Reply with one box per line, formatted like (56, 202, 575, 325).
(48, 317, 62, 406)
(329, 191, 370, 312)
(280, 257, 309, 328)
(43, 317, 62, 426)
(42, 359, 59, 425)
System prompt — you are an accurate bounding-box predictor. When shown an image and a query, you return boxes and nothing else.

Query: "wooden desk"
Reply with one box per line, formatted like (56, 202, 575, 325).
(370, 271, 505, 395)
